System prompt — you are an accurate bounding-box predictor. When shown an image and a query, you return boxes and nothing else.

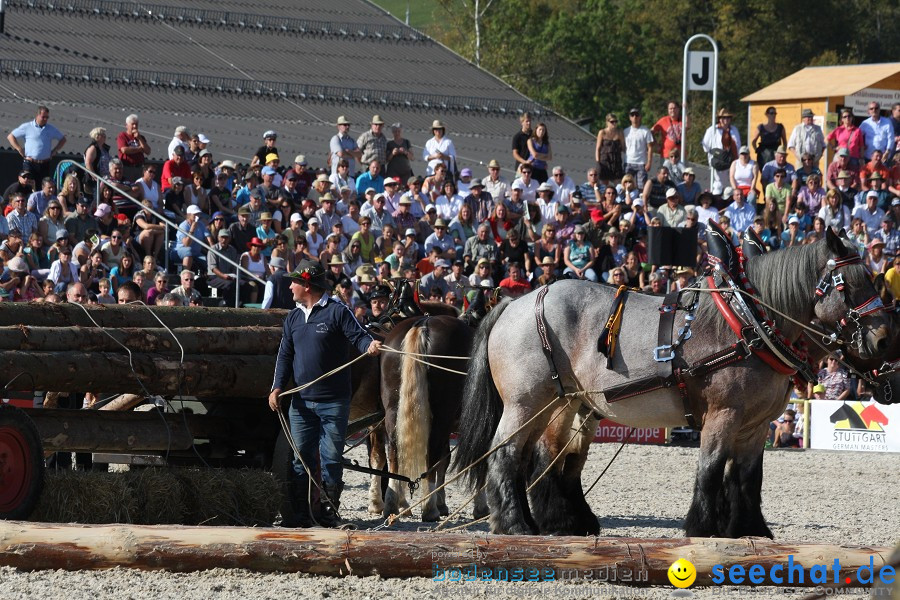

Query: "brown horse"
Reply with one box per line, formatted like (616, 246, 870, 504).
(378, 305, 490, 521)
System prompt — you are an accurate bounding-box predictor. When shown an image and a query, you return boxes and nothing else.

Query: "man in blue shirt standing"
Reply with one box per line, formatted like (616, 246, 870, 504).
(6, 106, 66, 181)
(269, 260, 381, 527)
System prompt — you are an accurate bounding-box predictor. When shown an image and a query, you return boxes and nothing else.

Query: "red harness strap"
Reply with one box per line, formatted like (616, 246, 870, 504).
(706, 276, 797, 376)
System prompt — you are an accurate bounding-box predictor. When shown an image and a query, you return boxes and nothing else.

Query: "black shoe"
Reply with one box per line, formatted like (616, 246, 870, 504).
(281, 480, 315, 528)
(317, 483, 343, 528)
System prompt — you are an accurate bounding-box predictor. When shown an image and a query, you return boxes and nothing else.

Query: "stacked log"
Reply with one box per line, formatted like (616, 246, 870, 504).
(0, 304, 288, 398)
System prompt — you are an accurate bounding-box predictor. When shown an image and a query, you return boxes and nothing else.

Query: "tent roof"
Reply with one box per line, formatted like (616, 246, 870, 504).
(741, 63, 900, 102)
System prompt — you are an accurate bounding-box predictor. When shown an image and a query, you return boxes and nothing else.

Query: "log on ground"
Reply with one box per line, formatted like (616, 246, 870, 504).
(0, 326, 282, 355)
(0, 351, 274, 397)
(0, 303, 287, 329)
(0, 523, 888, 586)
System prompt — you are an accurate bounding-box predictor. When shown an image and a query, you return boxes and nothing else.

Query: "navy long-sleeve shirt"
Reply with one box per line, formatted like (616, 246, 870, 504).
(272, 295, 373, 402)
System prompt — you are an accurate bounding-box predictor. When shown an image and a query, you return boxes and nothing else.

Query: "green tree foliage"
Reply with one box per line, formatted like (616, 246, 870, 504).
(429, 0, 899, 160)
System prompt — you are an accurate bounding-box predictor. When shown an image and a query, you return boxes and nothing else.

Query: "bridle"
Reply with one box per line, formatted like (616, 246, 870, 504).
(813, 254, 886, 354)
(810, 254, 897, 401)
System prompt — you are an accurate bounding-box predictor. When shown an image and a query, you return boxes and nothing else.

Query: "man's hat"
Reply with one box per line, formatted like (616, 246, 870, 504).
(237, 204, 251, 215)
(431, 119, 446, 130)
(371, 115, 385, 125)
(368, 284, 391, 300)
(837, 170, 852, 179)
(336, 115, 351, 126)
(328, 255, 346, 266)
(836, 148, 850, 157)
(488, 159, 501, 169)
(269, 256, 286, 270)
(288, 259, 332, 291)
(469, 179, 485, 189)
(801, 108, 814, 118)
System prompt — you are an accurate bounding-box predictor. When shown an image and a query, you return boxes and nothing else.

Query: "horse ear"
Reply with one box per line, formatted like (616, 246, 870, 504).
(872, 272, 888, 302)
(838, 228, 849, 240)
(824, 226, 847, 257)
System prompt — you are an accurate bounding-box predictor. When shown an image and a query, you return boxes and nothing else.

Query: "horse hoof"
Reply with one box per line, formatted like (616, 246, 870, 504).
(422, 509, 441, 522)
(368, 502, 384, 514)
(438, 505, 450, 517)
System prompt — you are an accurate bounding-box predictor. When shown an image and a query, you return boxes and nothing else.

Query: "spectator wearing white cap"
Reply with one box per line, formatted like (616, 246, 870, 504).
(729, 145, 760, 207)
(780, 215, 805, 247)
(175, 205, 209, 272)
(420, 258, 451, 298)
(168, 126, 191, 159)
(656, 188, 686, 228)
(851, 190, 885, 239)
(360, 193, 395, 232)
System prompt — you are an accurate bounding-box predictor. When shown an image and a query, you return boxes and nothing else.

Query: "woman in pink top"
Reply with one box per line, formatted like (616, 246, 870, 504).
(827, 109, 863, 166)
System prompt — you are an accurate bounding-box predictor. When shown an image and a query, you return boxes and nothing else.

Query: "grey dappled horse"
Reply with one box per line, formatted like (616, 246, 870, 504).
(455, 230, 891, 537)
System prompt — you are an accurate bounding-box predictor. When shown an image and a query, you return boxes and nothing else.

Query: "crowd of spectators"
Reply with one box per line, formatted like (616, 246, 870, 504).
(4, 102, 900, 323)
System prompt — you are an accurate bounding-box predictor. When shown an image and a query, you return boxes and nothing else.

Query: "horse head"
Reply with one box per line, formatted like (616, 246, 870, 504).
(811, 228, 891, 361)
(829, 276, 900, 405)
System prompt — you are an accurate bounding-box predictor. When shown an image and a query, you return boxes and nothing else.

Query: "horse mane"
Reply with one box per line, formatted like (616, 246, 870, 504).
(693, 240, 832, 341)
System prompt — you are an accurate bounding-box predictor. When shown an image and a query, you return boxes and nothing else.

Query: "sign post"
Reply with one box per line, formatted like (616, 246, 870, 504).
(681, 35, 719, 187)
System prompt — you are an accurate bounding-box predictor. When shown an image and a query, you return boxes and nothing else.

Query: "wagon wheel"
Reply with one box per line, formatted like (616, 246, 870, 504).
(0, 405, 44, 520)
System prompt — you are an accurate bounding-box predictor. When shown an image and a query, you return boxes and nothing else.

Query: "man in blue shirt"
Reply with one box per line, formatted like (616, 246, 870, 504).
(723, 187, 757, 234)
(6, 106, 66, 181)
(269, 260, 380, 527)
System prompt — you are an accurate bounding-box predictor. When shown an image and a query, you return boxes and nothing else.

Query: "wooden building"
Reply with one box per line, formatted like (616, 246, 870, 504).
(741, 63, 900, 172)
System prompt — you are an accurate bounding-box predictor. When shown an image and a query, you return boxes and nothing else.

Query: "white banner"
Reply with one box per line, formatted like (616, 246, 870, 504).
(844, 88, 900, 115)
(687, 51, 714, 91)
(809, 399, 900, 453)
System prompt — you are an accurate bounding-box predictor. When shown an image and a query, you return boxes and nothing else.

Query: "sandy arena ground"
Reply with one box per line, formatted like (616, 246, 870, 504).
(1, 443, 896, 600)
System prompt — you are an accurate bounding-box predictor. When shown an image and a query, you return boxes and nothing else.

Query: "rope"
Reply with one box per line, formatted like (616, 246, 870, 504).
(378, 347, 470, 360)
(430, 483, 487, 532)
(378, 345, 469, 376)
(381, 395, 569, 528)
(277, 352, 371, 397)
(275, 408, 334, 527)
(525, 415, 592, 493)
(584, 428, 635, 497)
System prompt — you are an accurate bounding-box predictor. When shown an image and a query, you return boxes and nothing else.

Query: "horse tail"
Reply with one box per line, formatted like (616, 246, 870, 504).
(453, 297, 511, 490)
(396, 322, 432, 482)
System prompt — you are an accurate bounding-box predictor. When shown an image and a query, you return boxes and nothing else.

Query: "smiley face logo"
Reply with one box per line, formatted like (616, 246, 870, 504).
(668, 558, 696, 588)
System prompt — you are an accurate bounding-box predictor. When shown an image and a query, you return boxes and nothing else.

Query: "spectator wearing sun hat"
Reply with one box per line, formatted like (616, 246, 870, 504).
(357, 115, 388, 171)
(423, 119, 457, 176)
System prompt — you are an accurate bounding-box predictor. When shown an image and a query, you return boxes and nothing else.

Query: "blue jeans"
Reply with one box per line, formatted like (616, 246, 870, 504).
(564, 266, 598, 282)
(288, 396, 350, 488)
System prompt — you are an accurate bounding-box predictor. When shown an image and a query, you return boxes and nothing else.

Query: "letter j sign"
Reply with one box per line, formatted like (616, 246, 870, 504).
(688, 51, 714, 91)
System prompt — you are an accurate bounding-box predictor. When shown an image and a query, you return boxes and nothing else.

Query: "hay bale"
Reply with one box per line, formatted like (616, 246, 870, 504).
(31, 470, 137, 523)
(230, 469, 282, 526)
(174, 469, 242, 526)
(124, 468, 186, 525)
(30, 468, 283, 526)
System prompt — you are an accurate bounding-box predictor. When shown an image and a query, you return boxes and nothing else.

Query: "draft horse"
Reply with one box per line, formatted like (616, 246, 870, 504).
(455, 230, 891, 537)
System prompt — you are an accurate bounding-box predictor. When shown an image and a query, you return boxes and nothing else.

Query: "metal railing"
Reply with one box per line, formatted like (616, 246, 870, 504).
(11, 0, 428, 41)
(0, 59, 548, 117)
(70, 162, 266, 308)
